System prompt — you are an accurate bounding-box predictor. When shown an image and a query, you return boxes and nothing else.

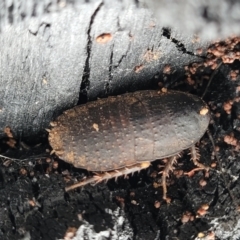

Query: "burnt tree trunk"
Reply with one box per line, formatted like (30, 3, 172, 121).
(0, 0, 210, 138)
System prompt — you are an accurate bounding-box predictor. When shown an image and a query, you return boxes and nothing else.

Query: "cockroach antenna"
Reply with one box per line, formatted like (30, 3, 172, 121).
(201, 61, 239, 209)
(201, 61, 223, 99)
(207, 129, 239, 209)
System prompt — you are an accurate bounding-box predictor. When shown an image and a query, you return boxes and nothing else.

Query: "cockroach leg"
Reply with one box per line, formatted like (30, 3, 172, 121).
(161, 156, 178, 200)
(50, 149, 55, 155)
(65, 162, 150, 192)
(190, 146, 209, 170)
(184, 167, 204, 177)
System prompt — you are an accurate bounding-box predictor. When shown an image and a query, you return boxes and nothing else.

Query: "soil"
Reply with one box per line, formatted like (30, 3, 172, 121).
(1, 37, 240, 240)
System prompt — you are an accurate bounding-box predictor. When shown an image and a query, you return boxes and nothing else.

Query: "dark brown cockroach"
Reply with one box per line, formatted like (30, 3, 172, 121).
(48, 90, 210, 199)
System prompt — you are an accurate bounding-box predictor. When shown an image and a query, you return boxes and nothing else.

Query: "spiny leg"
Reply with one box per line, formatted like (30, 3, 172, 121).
(190, 145, 209, 170)
(65, 162, 150, 192)
(161, 156, 178, 200)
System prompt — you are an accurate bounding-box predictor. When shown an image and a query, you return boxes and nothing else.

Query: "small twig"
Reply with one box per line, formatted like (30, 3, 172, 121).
(0, 153, 48, 162)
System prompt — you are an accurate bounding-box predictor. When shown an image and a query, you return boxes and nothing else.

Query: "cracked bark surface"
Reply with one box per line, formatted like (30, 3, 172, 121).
(0, 0, 208, 138)
(1, 1, 240, 240)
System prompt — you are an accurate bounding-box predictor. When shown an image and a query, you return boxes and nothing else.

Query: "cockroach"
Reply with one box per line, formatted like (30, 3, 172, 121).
(48, 89, 210, 199)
